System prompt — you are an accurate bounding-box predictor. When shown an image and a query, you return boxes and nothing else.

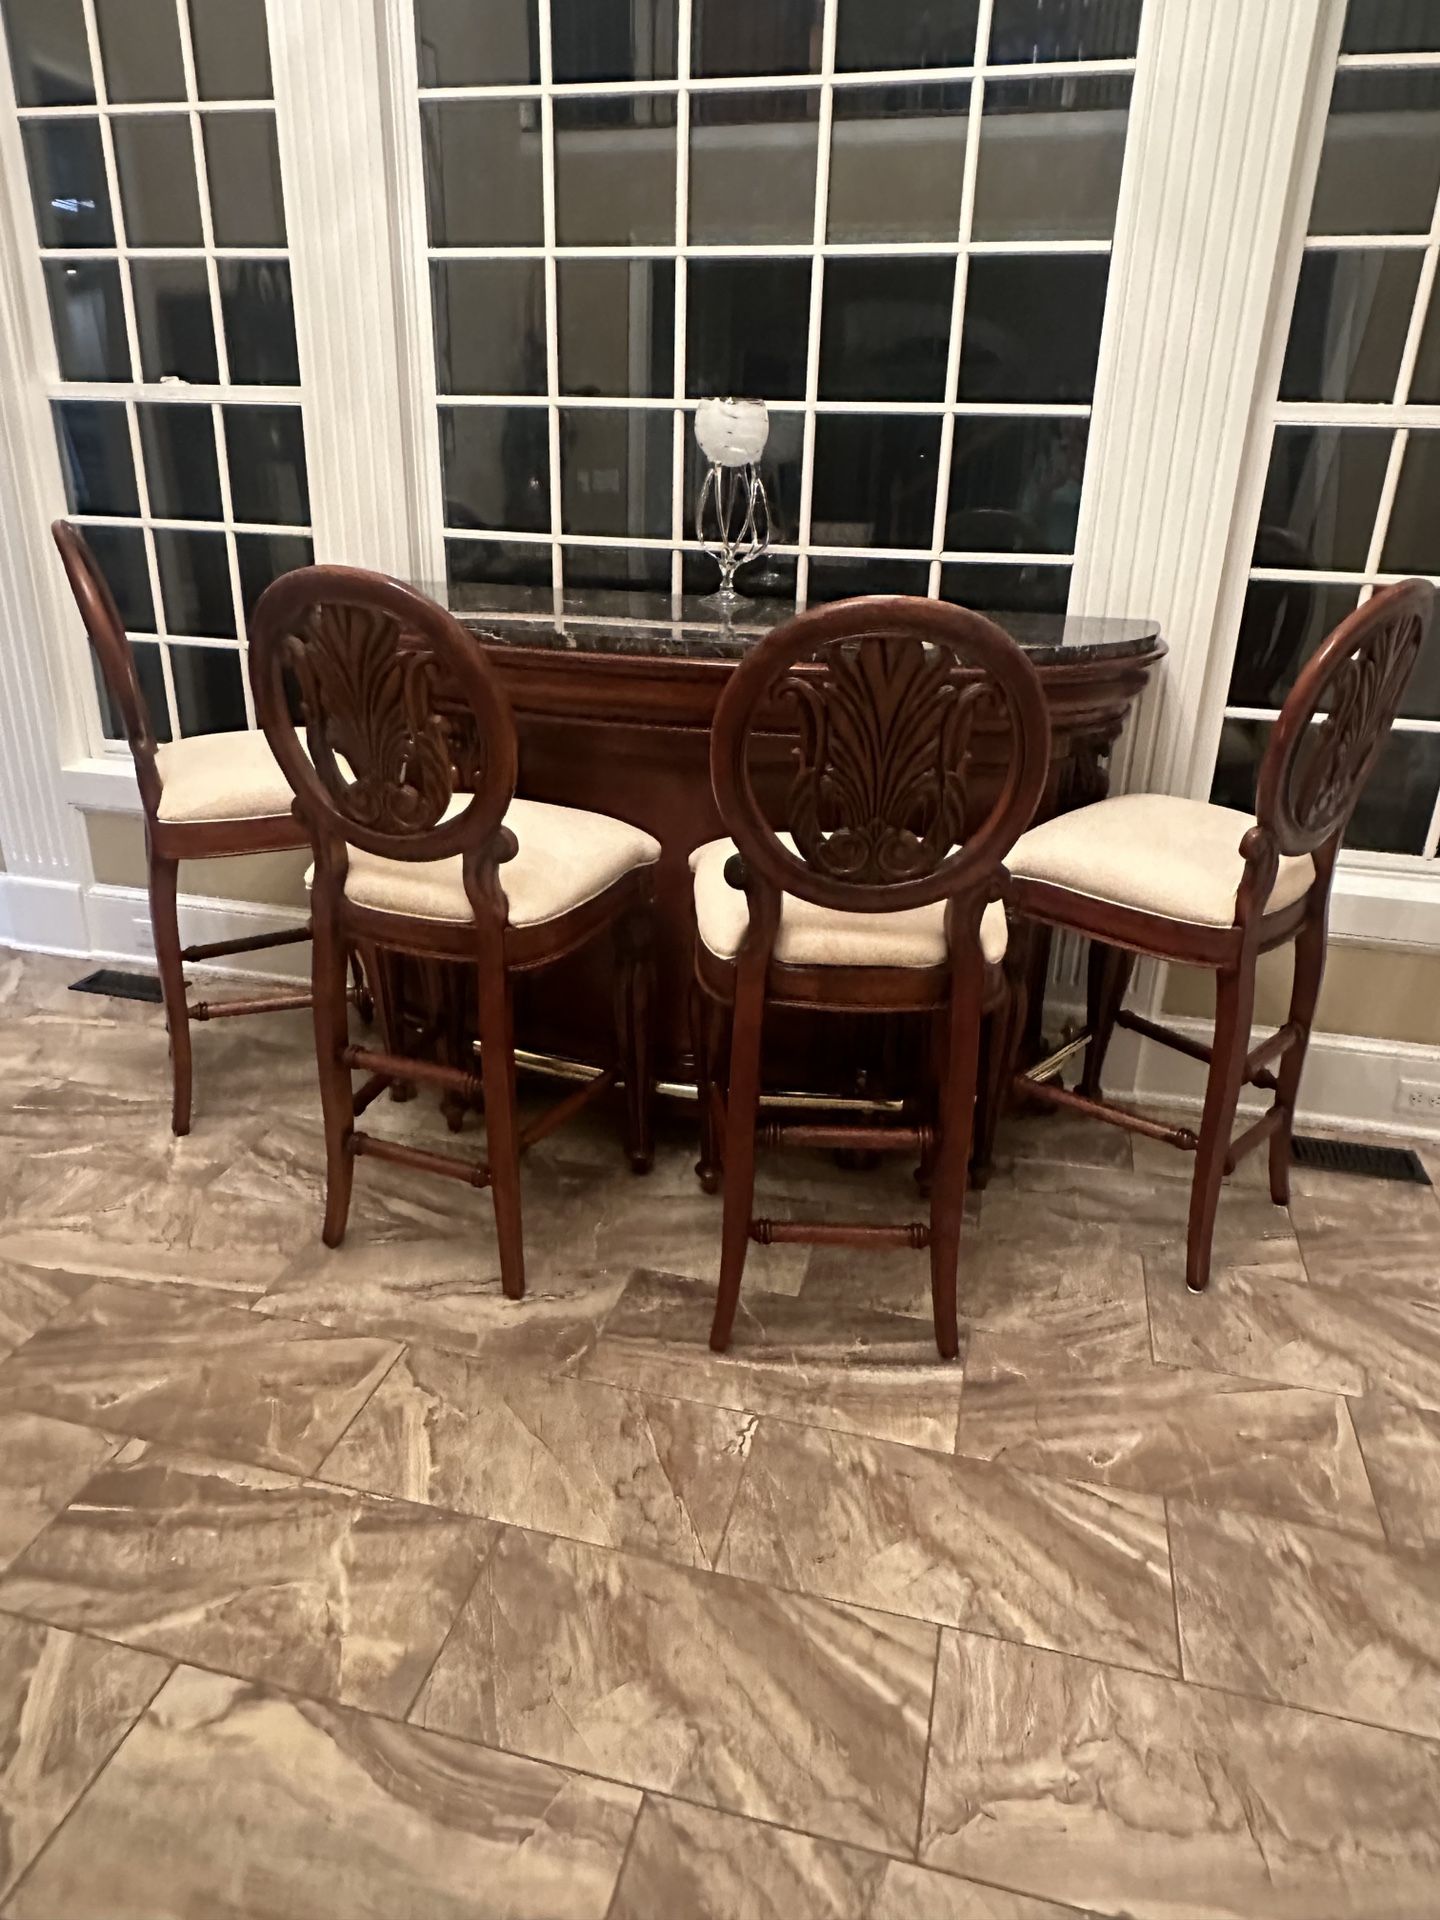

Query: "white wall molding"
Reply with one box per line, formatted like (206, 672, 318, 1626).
(83, 884, 309, 985)
(0, 875, 90, 955)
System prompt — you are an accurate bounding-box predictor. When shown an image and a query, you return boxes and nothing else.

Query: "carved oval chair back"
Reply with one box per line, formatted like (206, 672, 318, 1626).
(698, 595, 1052, 1360)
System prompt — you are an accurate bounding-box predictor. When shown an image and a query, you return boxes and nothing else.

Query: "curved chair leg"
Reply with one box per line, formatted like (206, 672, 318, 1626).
(148, 850, 192, 1137)
(1269, 909, 1326, 1206)
(1080, 941, 1135, 1099)
(971, 969, 1027, 1190)
(615, 906, 656, 1174)
(476, 965, 525, 1301)
(689, 978, 722, 1193)
(1185, 958, 1256, 1293)
(312, 916, 356, 1249)
(927, 959, 984, 1361)
(710, 978, 764, 1352)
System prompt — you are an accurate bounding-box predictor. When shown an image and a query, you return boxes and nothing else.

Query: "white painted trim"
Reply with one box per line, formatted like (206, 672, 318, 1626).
(0, 875, 91, 954)
(82, 884, 309, 984)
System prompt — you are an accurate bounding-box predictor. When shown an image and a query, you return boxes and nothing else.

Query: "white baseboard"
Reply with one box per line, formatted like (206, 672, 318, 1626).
(81, 883, 309, 984)
(0, 873, 91, 955)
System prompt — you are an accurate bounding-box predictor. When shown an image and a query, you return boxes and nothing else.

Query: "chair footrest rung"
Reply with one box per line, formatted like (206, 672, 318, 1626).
(351, 1130, 491, 1187)
(749, 1218, 930, 1248)
(343, 1043, 482, 1103)
(1224, 1104, 1284, 1173)
(188, 989, 312, 1021)
(1014, 1071, 1199, 1152)
(757, 1121, 929, 1153)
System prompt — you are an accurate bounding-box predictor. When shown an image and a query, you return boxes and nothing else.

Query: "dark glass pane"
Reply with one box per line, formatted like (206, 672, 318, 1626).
(553, 0, 677, 81)
(132, 258, 218, 383)
(447, 536, 552, 594)
(682, 547, 797, 599)
(23, 119, 112, 246)
(46, 260, 130, 380)
(686, 406, 804, 544)
(1346, 730, 1440, 852)
(112, 115, 202, 246)
(155, 527, 233, 635)
(690, 90, 817, 245)
(94, 636, 169, 741)
(989, 0, 1142, 62)
(139, 401, 221, 519)
(188, 0, 271, 98)
(414, 0, 537, 86)
(819, 257, 953, 402)
(421, 100, 544, 246)
(223, 406, 309, 524)
(1280, 248, 1420, 403)
(2, 0, 93, 106)
(941, 560, 1071, 613)
(84, 523, 154, 627)
(835, 0, 979, 71)
(959, 255, 1110, 401)
(946, 417, 1089, 553)
(807, 556, 930, 601)
(554, 94, 675, 246)
(53, 399, 138, 515)
(1343, 2, 1440, 56)
(687, 259, 810, 400)
(204, 112, 286, 247)
(973, 75, 1131, 241)
(561, 544, 674, 591)
(1381, 431, 1440, 574)
(1228, 578, 1362, 710)
(1406, 286, 1440, 403)
(828, 84, 968, 243)
(439, 405, 550, 534)
(1255, 426, 1391, 572)
(558, 258, 674, 397)
(810, 413, 941, 550)
(1210, 715, 1267, 815)
(1309, 71, 1440, 235)
(560, 408, 671, 539)
(95, 0, 184, 101)
(170, 642, 247, 735)
(692, 0, 823, 77)
(219, 260, 299, 384)
(431, 260, 546, 395)
(236, 530, 312, 614)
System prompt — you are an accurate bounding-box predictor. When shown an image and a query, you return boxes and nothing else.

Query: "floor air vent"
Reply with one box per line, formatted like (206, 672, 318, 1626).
(69, 968, 164, 1005)
(1291, 1134, 1431, 1185)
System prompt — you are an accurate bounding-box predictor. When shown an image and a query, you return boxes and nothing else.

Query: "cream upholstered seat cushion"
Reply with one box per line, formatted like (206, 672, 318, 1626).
(333, 797, 660, 929)
(154, 729, 297, 825)
(1006, 793, 1316, 928)
(691, 834, 1008, 968)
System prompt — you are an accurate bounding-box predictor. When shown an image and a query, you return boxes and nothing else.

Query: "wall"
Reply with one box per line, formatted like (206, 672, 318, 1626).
(85, 811, 309, 908)
(1164, 942, 1440, 1048)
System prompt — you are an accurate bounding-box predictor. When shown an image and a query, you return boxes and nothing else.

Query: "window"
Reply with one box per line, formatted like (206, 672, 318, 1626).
(2, 0, 313, 749)
(403, 0, 1142, 609)
(1213, 0, 1440, 866)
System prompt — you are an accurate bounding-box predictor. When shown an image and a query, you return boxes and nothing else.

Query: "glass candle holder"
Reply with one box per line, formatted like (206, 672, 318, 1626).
(694, 397, 771, 602)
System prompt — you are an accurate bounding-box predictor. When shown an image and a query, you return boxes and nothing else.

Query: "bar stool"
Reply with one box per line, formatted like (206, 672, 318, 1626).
(53, 519, 314, 1136)
(1004, 578, 1435, 1293)
(690, 597, 1050, 1359)
(249, 564, 659, 1301)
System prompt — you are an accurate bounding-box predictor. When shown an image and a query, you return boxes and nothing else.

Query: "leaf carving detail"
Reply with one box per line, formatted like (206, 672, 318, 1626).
(1292, 611, 1422, 839)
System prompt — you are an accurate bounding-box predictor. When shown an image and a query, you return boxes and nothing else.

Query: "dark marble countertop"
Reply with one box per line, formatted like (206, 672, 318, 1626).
(444, 583, 1163, 666)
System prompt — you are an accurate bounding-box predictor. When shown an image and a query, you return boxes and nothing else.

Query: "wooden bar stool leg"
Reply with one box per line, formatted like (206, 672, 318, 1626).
(710, 975, 765, 1352)
(615, 906, 656, 1173)
(312, 915, 356, 1249)
(689, 979, 722, 1193)
(928, 957, 983, 1361)
(1269, 907, 1326, 1206)
(1080, 941, 1135, 1099)
(1185, 958, 1257, 1293)
(148, 848, 193, 1138)
(476, 963, 525, 1301)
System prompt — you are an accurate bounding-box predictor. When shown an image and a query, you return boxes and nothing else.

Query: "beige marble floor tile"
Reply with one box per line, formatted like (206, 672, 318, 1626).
(956, 1364, 1382, 1534)
(1170, 1500, 1440, 1739)
(0, 1411, 119, 1573)
(0, 1255, 93, 1365)
(608, 1797, 1093, 1920)
(920, 1629, 1440, 1919)
(0, 1442, 489, 1716)
(960, 1247, 1154, 1384)
(5, 1664, 639, 1920)
(412, 1524, 936, 1854)
(578, 1269, 963, 1452)
(255, 1239, 627, 1373)
(1292, 1177, 1440, 1302)
(1350, 1392, 1440, 1547)
(0, 1612, 168, 1902)
(0, 1281, 400, 1473)
(719, 1418, 1177, 1674)
(988, 1111, 1133, 1177)
(320, 1344, 752, 1568)
(978, 1163, 1296, 1263)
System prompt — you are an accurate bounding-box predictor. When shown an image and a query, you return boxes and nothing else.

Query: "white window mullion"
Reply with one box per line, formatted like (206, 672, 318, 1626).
(669, 0, 692, 600)
(536, 0, 563, 599)
(794, 0, 838, 609)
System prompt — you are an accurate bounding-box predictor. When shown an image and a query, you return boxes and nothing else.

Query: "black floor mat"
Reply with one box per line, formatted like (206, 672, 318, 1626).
(1291, 1133, 1431, 1184)
(69, 968, 163, 1005)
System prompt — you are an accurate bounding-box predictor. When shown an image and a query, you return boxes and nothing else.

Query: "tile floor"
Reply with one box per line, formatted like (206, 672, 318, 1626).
(0, 947, 1436, 1917)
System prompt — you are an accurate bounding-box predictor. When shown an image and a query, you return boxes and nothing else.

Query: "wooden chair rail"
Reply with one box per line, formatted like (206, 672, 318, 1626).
(1225, 1104, 1286, 1173)
(1013, 1070, 1201, 1152)
(755, 1120, 930, 1153)
(181, 925, 311, 964)
(750, 1218, 930, 1248)
(351, 1130, 492, 1188)
(189, 990, 314, 1022)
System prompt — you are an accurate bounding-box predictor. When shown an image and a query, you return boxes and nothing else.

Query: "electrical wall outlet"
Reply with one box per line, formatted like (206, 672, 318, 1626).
(1397, 1077, 1440, 1117)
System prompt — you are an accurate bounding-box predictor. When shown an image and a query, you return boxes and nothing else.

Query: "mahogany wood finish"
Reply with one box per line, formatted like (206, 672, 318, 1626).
(52, 519, 312, 1136)
(696, 597, 1051, 1359)
(1008, 578, 1436, 1293)
(248, 566, 655, 1301)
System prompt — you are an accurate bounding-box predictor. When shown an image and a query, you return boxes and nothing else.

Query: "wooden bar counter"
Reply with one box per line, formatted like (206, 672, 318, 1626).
(452, 586, 1165, 1094)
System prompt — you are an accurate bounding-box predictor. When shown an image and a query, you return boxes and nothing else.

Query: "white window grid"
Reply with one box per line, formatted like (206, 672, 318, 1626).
(9, 0, 311, 753)
(1224, 40, 1440, 868)
(401, 0, 1139, 606)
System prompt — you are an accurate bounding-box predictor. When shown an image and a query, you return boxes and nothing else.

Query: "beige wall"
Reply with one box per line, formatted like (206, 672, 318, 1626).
(1164, 943, 1440, 1048)
(85, 812, 310, 909)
